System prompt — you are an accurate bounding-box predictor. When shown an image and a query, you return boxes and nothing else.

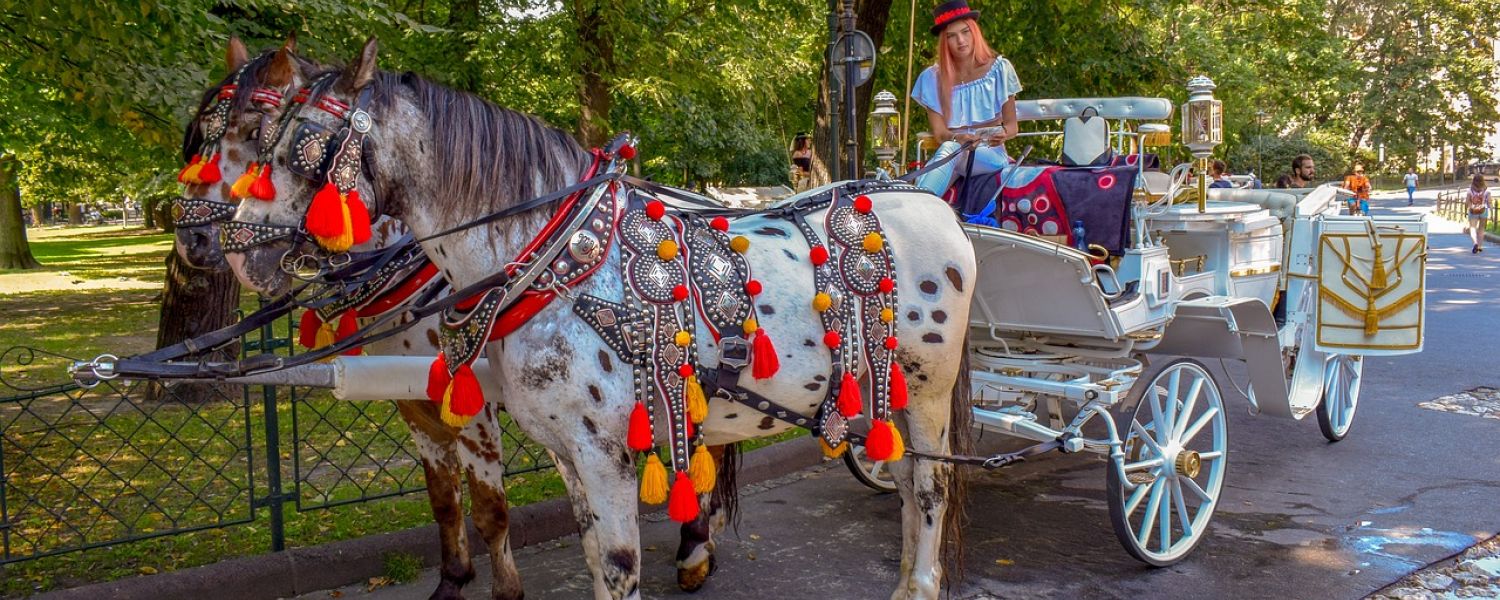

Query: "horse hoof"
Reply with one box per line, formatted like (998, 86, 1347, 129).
(676, 556, 715, 593)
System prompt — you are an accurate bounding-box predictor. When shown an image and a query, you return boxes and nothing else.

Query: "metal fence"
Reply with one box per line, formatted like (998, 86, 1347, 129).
(1436, 189, 1498, 235)
(0, 309, 555, 565)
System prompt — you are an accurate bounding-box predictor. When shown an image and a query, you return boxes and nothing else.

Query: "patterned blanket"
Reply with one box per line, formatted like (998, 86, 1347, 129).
(951, 162, 1139, 255)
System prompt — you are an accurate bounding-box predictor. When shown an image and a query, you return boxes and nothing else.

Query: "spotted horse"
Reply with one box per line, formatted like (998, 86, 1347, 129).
(172, 37, 523, 600)
(225, 37, 976, 599)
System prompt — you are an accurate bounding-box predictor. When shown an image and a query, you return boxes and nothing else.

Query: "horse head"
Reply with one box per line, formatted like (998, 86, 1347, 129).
(174, 35, 308, 270)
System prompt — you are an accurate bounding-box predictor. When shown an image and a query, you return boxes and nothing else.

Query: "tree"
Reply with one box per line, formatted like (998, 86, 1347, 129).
(0, 153, 40, 269)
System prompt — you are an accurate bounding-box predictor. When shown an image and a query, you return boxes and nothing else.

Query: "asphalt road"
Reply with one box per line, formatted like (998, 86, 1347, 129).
(305, 188, 1499, 600)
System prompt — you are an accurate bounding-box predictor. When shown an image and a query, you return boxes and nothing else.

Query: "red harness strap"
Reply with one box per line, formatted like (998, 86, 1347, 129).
(356, 262, 441, 318)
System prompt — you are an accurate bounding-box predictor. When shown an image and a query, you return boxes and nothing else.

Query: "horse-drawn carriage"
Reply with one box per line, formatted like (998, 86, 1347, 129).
(847, 93, 1428, 565)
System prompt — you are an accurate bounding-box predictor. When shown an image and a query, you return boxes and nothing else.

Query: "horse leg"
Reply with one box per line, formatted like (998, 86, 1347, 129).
(397, 400, 475, 600)
(674, 444, 737, 592)
(458, 407, 525, 600)
(552, 449, 643, 600)
(886, 390, 958, 600)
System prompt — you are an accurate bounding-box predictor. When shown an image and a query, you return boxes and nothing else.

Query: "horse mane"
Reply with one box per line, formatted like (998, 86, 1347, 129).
(182, 49, 320, 162)
(302, 67, 592, 220)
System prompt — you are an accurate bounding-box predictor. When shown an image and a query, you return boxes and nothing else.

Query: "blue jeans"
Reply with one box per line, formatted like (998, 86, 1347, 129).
(916, 141, 1012, 195)
(1407, 186, 1416, 203)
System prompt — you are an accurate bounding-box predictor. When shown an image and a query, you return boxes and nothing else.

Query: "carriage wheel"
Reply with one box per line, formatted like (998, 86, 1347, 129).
(1316, 355, 1363, 442)
(842, 445, 898, 493)
(1106, 359, 1228, 567)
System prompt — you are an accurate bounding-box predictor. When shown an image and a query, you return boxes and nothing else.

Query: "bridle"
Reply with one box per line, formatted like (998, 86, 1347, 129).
(171, 66, 289, 230)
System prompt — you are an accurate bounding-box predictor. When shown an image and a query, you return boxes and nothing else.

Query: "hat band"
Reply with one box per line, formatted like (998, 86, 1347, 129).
(933, 7, 973, 28)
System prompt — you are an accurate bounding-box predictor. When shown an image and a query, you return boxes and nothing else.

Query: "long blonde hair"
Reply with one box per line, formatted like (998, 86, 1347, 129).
(935, 20, 998, 121)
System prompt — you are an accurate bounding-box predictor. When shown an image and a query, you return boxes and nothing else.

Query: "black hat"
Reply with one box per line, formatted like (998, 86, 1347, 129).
(931, 0, 980, 35)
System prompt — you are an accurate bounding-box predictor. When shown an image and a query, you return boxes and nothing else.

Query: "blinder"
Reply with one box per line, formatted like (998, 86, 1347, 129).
(172, 198, 238, 228)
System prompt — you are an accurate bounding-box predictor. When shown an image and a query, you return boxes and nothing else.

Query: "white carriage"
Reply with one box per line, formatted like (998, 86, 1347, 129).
(849, 93, 1428, 566)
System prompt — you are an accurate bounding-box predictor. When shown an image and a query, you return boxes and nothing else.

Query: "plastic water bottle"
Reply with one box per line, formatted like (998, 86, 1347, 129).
(1071, 219, 1088, 251)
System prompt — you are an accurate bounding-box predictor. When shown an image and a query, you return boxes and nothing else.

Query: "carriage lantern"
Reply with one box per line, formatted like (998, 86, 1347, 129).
(870, 90, 901, 175)
(1181, 75, 1222, 212)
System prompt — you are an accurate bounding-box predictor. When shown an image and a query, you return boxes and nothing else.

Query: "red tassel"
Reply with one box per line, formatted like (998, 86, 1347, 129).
(889, 361, 909, 410)
(178, 154, 200, 183)
(685, 417, 695, 440)
(837, 371, 862, 418)
(346, 190, 372, 245)
(628, 401, 654, 451)
(865, 419, 894, 461)
(198, 152, 222, 184)
(336, 311, 362, 356)
(426, 353, 451, 402)
(448, 363, 484, 417)
(306, 183, 345, 239)
(249, 163, 276, 200)
(751, 329, 780, 379)
(297, 310, 322, 349)
(668, 471, 701, 523)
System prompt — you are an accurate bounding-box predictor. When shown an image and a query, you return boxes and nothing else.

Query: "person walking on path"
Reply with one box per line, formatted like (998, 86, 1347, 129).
(1467, 173, 1490, 254)
(1404, 170, 1419, 206)
(1343, 165, 1371, 215)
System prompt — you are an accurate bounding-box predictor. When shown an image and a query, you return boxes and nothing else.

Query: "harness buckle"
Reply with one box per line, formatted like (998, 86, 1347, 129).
(718, 335, 749, 370)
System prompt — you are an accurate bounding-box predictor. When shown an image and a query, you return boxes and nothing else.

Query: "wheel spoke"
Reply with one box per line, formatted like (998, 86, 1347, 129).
(1162, 370, 1182, 444)
(1137, 479, 1165, 547)
(1124, 457, 1164, 472)
(1158, 478, 1174, 553)
(1148, 385, 1167, 446)
(1173, 377, 1205, 442)
(1180, 406, 1219, 446)
(1124, 476, 1153, 514)
(1172, 476, 1195, 540)
(1181, 474, 1212, 503)
(1197, 450, 1223, 461)
(1131, 420, 1165, 456)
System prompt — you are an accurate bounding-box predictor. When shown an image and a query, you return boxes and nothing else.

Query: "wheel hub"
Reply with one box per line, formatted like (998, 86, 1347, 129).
(1174, 450, 1201, 478)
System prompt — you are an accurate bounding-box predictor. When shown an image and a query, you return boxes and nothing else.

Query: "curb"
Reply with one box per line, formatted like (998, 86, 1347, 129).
(35, 436, 823, 600)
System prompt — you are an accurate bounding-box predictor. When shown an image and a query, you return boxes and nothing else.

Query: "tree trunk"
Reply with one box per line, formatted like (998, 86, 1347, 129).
(573, 0, 615, 148)
(29, 206, 44, 227)
(812, 0, 895, 185)
(142, 196, 158, 230)
(0, 154, 42, 269)
(148, 248, 242, 403)
(68, 203, 82, 225)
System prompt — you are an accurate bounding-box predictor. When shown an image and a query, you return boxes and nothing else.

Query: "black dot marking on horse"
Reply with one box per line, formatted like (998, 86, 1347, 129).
(582, 416, 598, 435)
(438, 245, 448, 258)
(753, 226, 790, 238)
(907, 310, 921, 322)
(724, 413, 739, 419)
(606, 548, 637, 576)
(813, 374, 826, 382)
(919, 280, 939, 295)
(758, 304, 775, 315)
(803, 382, 821, 391)
(426, 329, 440, 348)
(757, 416, 775, 430)
(932, 310, 947, 324)
(782, 249, 798, 261)
(945, 266, 965, 292)
(589, 385, 603, 404)
(802, 339, 815, 347)
(402, 340, 412, 349)
(598, 350, 613, 373)
(922, 332, 944, 344)
(917, 374, 929, 381)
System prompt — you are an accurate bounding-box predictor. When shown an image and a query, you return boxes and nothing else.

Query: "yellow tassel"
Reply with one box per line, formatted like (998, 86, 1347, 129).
(657, 239, 679, 261)
(686, 375, 708, 423)
(880, 307, 894, 323)
(1370, 244, 1388, 290)
(640, 453, 669, 504)
(316, 196, 355, 253)
(862, 232, 884, 253)
(439, 383, 474, 428)
(674, 330, 692, 347)
(689, 445, 716, 493)
(887, 423, 906, 462)
(230, 164, 258, 198)
(313, 321, 338, 349)
(819, 438, 848, 458)
(182, 161, 205, 184)
(812, 292, 832, 312)
(729, 235, 750, 253)
(742, 318, 758, 335)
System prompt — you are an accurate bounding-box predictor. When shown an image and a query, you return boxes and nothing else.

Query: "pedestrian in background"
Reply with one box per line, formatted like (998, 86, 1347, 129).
(1403, 169, 1418, 206)
(1467, 173, 1490, 254)
(1209, 159, 1233, 189)
(1343, 165, 1371, 215)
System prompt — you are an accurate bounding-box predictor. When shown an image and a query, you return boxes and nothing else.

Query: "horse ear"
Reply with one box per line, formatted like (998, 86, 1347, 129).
(265, 40, 302, 88)
(341, 36, 379, 92)
(226, 36, 249, 75)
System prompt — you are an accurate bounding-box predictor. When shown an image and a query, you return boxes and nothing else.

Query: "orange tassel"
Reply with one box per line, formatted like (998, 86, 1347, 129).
(426, 353, 451, 402)
(230, 162, 258, 198)
(837, 371, 862, 418)
(447, 363, 484, 418)
(306, 183, 345, 239)
(297, 310, 322, 349)
(889, 361, 908, 411)
(346, 190, 372, 245)
(178, 154, 200, 183)
(198, 152, 222, 184)
(627, 401, 654, 451)
(668, 471, 700, 523)
(336, 311, 362, 356)
(751, 329, 779, 379)
(865, 419, 895, 461)
(249, 163, 276, 200)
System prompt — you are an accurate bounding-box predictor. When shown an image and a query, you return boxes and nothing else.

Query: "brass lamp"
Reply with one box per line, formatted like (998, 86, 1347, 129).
(870, 90, 901, 175)
(1181, 75, 1222, 212)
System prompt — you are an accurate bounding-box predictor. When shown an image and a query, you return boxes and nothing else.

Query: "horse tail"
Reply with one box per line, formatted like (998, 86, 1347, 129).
(941, 331, 973, 590)
(711, 442, 742, 533)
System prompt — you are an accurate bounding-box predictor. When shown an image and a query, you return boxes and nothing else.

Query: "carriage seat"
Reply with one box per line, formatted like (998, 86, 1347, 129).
(1205, 188, 1298, 220)
(1014, 97, 1174, 122)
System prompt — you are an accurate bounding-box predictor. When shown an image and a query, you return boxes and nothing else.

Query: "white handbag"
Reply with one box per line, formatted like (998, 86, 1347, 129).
(1061, 107, 1112, 167)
